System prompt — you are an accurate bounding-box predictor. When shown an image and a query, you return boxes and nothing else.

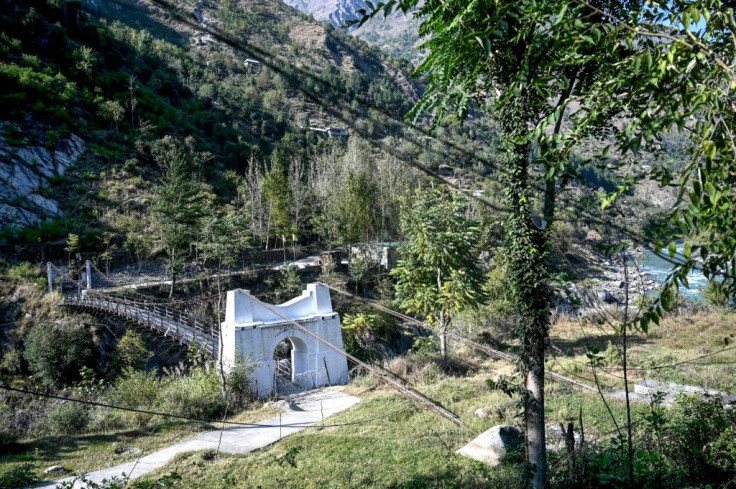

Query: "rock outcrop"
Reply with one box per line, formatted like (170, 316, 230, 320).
(0, 133, 85, 228)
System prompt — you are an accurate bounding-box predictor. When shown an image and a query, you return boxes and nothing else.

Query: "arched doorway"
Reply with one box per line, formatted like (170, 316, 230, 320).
(273, 338, 293, 385)
(272, 336, 310, 394)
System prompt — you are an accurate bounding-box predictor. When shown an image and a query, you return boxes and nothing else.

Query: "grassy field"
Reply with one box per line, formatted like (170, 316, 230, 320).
(2, 310, 733, 488)
(548, 310, 736, 392)
(0, 405, 281, 485)
(123, 359, 650, 489)
(1, 363, 642, 488)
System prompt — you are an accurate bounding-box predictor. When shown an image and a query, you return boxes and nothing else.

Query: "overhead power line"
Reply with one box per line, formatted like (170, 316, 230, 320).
(240, 289, 465, 425)
(102, 0, 730, 283)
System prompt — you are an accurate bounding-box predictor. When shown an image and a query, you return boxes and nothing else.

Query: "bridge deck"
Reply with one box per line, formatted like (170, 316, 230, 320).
(63, 293, 218, 356)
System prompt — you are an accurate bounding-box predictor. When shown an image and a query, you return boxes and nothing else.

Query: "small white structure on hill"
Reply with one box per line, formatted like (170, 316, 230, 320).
(220, 284, 349, 397)
(244, 59, 261, 72)
(308, 126, 348, 137)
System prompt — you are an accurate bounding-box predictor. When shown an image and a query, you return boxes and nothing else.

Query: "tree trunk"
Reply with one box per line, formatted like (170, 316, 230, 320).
(169, 273, 176, 299)
(526, 333, 546, 489)
(499, 92, 551, 489)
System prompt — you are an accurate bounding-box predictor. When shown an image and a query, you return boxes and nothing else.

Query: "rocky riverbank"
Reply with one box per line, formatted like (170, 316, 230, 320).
(558, 250, 661, 318)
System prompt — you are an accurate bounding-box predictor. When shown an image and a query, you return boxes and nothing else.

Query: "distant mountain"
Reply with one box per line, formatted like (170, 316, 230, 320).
(283, 0, 423, 66)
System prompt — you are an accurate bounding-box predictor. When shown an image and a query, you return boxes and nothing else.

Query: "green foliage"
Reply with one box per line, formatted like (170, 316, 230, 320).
(0, 348, 22, 374)
(0, 463, 39, 489)
(341, 313, 395, 358)
(703, 280, 730, 309)
(23, 322, 96, 386)
(267, 266, 303, 303)
(223, 359, 255, 412)
(262, 165, 295, 241)
(65, 233, 80, 255)
(198, 211, 253, 274)
(667, 395, 736, 478)
(410, 335, 438, 357)
(4, 261, 37, 281)
(105, 368, 162, 428)
(159, 366, 226, 420)
(392, 188, 488, 329)
(116, 330, 150, 371)
(56, 472, 181, 489)
(348, 255, 376, 294)
(454, 253, 515, 340)
(559, 395, 736, 488)
(104, 364, 242, 429)
(335, 171, 379, 245)
(45, 403, 90, 436)
(151, 136, 207, 294)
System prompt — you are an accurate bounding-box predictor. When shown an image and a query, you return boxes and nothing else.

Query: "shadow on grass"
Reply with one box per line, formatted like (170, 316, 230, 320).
(0, 421, 213, 463)
(551, 333, 650, 357)
(385, 462, 527, 489)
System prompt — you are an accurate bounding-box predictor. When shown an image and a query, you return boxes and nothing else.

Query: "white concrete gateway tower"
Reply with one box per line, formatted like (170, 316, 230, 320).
(220, 284, 350, 397)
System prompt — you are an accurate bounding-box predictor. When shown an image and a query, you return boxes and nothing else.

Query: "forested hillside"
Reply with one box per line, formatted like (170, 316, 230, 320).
(0, 0, 501, 252)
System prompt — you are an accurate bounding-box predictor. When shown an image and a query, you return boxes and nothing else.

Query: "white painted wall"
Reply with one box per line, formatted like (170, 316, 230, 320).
(220, 284, 349, 397)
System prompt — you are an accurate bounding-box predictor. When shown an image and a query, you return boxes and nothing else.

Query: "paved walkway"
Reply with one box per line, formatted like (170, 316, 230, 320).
(37, 389, 360, 488)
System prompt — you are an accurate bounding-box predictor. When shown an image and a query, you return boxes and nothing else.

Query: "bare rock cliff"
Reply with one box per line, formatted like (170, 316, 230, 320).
(0, 132, 85, 228)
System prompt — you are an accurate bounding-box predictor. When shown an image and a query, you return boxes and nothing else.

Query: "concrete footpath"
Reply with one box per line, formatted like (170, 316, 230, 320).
(37, 389, 360, 488)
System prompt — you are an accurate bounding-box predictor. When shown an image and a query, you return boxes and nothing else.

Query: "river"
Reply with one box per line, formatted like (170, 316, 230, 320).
(637, 246, 708, 301)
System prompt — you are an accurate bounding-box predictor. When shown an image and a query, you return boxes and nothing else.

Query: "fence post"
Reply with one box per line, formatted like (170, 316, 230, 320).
(47, 263, 54, 294)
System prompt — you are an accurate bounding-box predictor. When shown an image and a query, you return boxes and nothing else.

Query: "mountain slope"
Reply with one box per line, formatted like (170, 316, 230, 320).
(0, 0, 429, 243)
(283, 0, 423, 66)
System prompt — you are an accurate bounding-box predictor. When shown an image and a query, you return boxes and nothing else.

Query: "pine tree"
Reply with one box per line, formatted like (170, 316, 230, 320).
(151, 136, 207, 298)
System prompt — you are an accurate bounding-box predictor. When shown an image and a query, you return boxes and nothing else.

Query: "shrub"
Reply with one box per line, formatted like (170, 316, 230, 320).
(703, 280, 730, 309)
(46, 403, 90, 435)
(342, 313, 384, 358)
(116, 330, 150, 371)
(23, 321, 96, 386)
(560, 395, 736, 488)
(160, 365, 226, 419)
(5, 261, 36, 281)
(0, 348, 22, 374)
(105, 368, 162, 428)
(0, 463, 39, 489)
(225, 359, 255, 412)
(666, 394, 736, 480)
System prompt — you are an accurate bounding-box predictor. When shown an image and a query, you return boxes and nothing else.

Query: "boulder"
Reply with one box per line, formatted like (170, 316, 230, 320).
(456, 425, 522, 466)
(43, 465, 65, 474)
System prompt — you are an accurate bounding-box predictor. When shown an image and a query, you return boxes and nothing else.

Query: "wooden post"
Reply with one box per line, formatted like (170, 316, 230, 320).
(562, 421, 575, 482)
(47, 263, 54, 294)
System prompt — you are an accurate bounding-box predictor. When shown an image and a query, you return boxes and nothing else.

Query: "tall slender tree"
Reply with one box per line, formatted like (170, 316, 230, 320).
(355, 1, 623, 485)
(392, 188, 488, 358)
(151, 136, 207, 298)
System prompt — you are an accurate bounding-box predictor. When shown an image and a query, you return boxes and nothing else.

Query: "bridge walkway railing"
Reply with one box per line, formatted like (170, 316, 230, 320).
(63, 293, 219, 356)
